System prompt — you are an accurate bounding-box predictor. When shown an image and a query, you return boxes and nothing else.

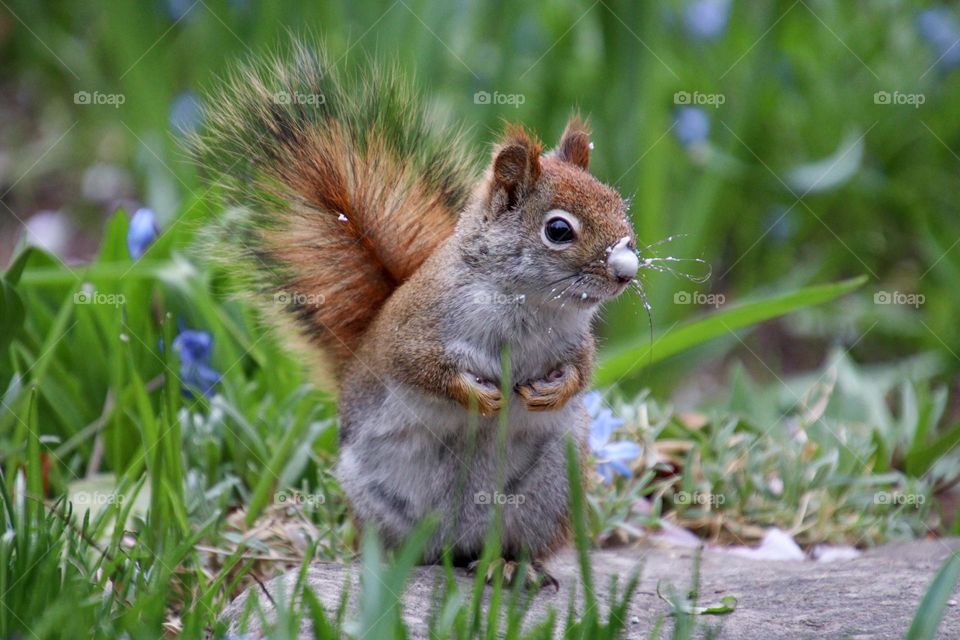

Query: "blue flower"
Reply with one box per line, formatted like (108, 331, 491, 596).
(683, 0, 731, 41)
(673, 107, 710, 148)
(181, 362, 221, 398)
(763, 206, 797, 245)
(173, 329, 220, 398)
(169, 91, 203, 136)
(917, 8, 960, 70)
(127, 208, 158, 259)
(164, 0, 197, 23)
(585, 391, 641, 484)
(173, 329, 212, 364)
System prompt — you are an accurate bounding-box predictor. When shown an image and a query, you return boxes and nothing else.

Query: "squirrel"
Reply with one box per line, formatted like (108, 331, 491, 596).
(193, 42, 639, 587)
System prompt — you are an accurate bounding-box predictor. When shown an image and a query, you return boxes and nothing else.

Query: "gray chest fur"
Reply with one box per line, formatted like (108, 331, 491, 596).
(337, 383, 586, 560)
(337, 283, 592, 560)
(442, 281, 593, 384)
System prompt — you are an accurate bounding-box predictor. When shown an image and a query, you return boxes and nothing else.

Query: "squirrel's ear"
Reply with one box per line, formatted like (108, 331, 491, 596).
(489, 125, 542, 214)
(554, 116, 591, 171)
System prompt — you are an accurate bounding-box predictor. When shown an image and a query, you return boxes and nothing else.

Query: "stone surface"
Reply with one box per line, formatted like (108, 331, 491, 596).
(222, 538, 960, 639)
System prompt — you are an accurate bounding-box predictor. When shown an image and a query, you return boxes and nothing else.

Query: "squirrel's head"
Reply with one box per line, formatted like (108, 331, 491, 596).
(461, 117, 637, 309)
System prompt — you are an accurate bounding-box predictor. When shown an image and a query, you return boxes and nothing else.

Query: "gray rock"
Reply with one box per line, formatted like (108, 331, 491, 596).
(222, 538, 960, 639)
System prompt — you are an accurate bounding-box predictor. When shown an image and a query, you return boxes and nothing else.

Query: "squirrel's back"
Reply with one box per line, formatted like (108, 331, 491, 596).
(193, 42, 480, 388)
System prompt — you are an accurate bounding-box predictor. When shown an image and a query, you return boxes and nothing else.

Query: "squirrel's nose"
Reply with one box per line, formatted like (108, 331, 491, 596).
(607, 237, 638, 284)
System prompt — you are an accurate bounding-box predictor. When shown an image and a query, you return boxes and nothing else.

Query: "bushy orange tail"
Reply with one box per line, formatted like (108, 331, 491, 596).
(192, 42, 480, 387)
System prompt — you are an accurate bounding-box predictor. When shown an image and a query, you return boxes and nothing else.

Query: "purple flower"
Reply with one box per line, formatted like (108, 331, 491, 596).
(683, 0, 731, 41)
(127, 208, 158, 259)
(917, 8, 960, 70)
(585, 391, 641, 483)
(673, 107, 710, 148)
(173, 329, 220, 397)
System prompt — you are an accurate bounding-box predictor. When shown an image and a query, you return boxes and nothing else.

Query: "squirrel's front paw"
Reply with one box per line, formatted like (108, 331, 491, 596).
(452, 372, 503, 417)
(516, 364, 580, 412)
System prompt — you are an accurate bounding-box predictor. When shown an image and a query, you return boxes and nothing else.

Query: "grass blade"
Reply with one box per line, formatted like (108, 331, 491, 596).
(906, 552, 960, 640)
(597, 276, 867, 386)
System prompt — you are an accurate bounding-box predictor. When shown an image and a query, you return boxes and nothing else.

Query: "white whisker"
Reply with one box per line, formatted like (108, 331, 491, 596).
(636, 233, 688, 254)
(638, 256, 711, 283)
(629, 279, 655, 369)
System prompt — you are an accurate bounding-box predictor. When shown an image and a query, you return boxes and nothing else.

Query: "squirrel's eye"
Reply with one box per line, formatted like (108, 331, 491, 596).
(544, 217, 575, 244)
(540, 209, 580, 250)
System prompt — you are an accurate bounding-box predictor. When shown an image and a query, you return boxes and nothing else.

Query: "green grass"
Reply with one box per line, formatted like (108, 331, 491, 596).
(0, 205, 955, 636)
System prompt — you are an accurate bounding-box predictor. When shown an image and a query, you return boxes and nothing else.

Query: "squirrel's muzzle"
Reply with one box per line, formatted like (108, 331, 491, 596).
(607, 236, 639, 284)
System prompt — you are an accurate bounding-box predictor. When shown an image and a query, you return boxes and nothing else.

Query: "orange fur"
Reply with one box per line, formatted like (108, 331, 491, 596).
(554, 115, 591, 170)
(257, 126, 459, 376)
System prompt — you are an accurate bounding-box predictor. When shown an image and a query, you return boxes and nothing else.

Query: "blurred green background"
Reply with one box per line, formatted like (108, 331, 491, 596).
(3, 0, 958, 392)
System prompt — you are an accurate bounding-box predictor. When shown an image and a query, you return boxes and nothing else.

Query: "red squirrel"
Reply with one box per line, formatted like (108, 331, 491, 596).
(194, 42, 639, 587)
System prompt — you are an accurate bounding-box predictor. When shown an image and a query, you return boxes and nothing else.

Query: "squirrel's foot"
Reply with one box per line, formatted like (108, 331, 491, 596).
(453, 372, 503, 417)
(466, 558, 559, 592)
(516, 364, 580, 412)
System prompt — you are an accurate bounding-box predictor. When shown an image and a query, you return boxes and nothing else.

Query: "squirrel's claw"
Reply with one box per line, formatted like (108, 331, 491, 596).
(516, 364, 580, 412)
(453, 372, 503, 417)
(531, 560, 560, 592)
(466, 558, 559, 592)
